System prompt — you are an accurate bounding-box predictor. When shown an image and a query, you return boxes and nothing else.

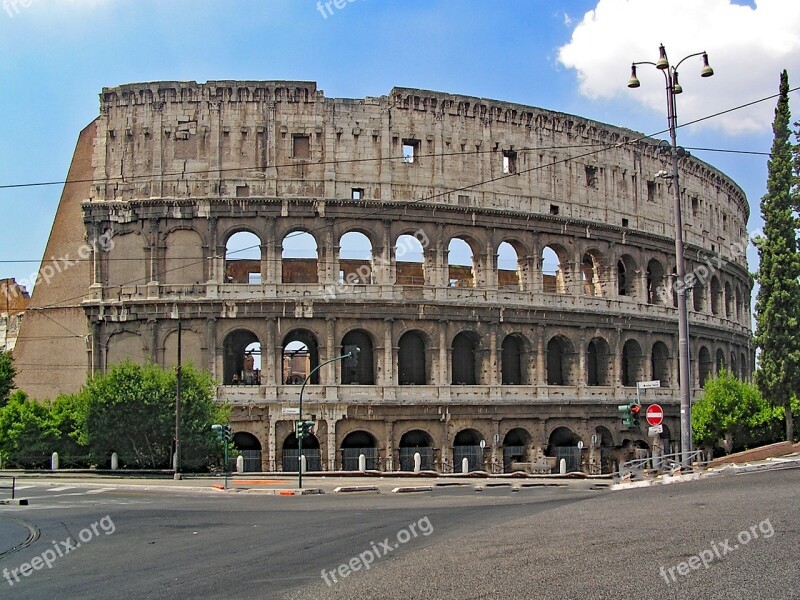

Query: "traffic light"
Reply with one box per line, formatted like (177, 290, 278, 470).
(617, 402, 641, 429)
(211, 424, 233, 442)
(295, 420, 315, 439)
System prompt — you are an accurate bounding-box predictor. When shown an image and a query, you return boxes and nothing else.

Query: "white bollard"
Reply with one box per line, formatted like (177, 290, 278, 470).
(358, 453, 366, 473)
(236, 455, 244, 473)
(110, 452, 118, 471)
(462, 457, 469, 474)
(51, 452, 59, 471)
(414, 452, 421, 473)
(300, 454, 307, 474)
(559, 458, 567, 475)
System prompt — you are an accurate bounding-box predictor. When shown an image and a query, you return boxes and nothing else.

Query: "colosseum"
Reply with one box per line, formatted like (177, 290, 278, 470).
(13, 80, 754, 474)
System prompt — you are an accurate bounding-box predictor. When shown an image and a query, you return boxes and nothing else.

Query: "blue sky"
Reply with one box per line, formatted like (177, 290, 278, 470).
(1, 0, 798, 292)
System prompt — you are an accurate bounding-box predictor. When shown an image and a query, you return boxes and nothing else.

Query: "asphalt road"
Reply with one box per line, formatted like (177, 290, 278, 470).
(0, 467, 797, 600)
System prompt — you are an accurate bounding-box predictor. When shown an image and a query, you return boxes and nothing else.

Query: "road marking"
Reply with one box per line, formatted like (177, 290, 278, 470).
(46, 486, 77, 492)
(85, 489, 111, 494)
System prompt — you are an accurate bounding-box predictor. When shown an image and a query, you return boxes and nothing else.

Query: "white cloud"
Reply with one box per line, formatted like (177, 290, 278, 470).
(557, 0, 800, 136)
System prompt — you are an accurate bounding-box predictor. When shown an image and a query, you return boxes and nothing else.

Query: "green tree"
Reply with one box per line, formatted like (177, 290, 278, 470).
(74, 361, 227, 469)
(0, 391, 62, 466)
(692, 371, 780, 452)
(0, 350, 16, 406)
(754, 70, 800, 442)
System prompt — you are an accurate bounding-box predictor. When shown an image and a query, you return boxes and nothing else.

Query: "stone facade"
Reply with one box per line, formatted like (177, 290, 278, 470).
(15, 81, 753, 473)
(0, 278, 29, 352)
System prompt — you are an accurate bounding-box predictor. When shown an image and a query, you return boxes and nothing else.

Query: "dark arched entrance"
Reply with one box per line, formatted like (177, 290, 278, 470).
(547, 427, 583, 473)
(232, 432, 262, 472)
(398, 429, 434, 471)
(453, 428, 484, 472)
(503, 428, 531, 472)
(341, 431, 379, 470)
(282, 432, 321, 472)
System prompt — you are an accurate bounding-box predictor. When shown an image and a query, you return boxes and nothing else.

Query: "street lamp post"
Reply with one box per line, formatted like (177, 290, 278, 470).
(297, 352, 353, 489)
(628, 44, 714, 467)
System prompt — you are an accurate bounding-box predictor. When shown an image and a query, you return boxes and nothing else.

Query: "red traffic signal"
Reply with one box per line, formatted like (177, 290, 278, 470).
(630, 404, 641, 415)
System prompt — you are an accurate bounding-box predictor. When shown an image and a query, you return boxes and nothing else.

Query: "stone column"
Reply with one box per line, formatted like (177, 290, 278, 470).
(206, 317, 217, 380)
(488, 322, 499, 385)
(536, 325, 546, 386)
(326, 317, 337, 384)
(578, 328, 587, 392)
(265, 318, 277, 386)
(384, 420, 395, 471)
(383, 319, 394, 386)
(327, 418, 338, 471)
(438, 320, 449, 386)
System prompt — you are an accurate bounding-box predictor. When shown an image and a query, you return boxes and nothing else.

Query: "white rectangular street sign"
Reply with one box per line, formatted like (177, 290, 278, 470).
(282, 407, 300, 415)
(637, 380, 661, 389)
(648, 425, 663, 436)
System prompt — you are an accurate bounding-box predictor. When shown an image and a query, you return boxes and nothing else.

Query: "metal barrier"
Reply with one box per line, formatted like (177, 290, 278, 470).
(619, 449, 706, 478)
(0, 476, 15, 500)
(399, 447, 433, 471)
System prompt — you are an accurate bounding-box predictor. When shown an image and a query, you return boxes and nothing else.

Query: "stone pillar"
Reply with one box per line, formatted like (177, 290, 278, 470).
(384, 419, 395, 471)
(265, 318, 277, 385)
(383, 319, 394, 386)
(327, 418, 338, 471)
(438, 320, 449, 386)
(614, 328, 623, 393)
(491, 419, 501, 473)
(206, 317, 217, 380)
(268, 418, 278, 472)
(578, 328, 587, 392)
(326, 317, 337, 384)
(536, 325, 546, 386)
(148, 218, 160, 284)
(488, 322, 499, 385)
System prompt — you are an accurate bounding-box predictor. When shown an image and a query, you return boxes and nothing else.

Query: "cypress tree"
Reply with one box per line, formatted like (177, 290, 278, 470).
(754, 70, 800, 442)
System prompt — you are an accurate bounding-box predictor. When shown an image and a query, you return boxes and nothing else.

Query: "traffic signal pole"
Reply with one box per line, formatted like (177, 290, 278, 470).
(297, 352, 352, 489)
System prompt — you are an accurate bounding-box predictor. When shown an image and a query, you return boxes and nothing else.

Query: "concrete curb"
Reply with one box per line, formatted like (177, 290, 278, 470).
(0, 498, 29, 505)
(332, 486, 380, 494)
(390, 486, 432, 494)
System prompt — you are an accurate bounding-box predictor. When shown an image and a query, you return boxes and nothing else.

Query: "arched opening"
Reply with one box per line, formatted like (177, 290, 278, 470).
(225, 231, 261, 284)
(232, 432, 262, 472)
(693, 281, 705, 312)
(501, 334, 526, 385)
(595, 426, 615, 474)
(547, 427, 582, 473)
(698, 346, 712, 387)
(106, 332, 146, 368)
(730, 352, 738, 379)
(338, 231, 374, 286)
(621, 339, 644, 387)
(452, 331, 480, 385)
(448, 237, 476, 288)
(617, 255, 638, 298)
(660, 423, 673, 455)
(542, 246, 567, 293)
(282, 231, 318, 284)
(341, 430, 379, 470)
(498, 241, 522, 290)
(282, 330, 320, 385)
(223, 329, 260, 385)
(651, 341, 671, 387)
(716, 348, 726, 373)
(453, 428, 484, 472)
(672, 267, 679, 308)
(282, 432, 321, 472)
(724, 282, 734, 319)
(341, 329, 375, 385)
(740, 352, 748, 380)
(503, 428, 531, 472)
(395, 234, 426, 286)
(646, 259, 666, 304)
(735, 286, 743, 322)
(398, 429, 434, 471)
(398, 331, 427, 385)
(547, 335, 574, 385)
(581, 251, 603, 297)
(586, 337, 611, 386)
(710, 277, 722, 316)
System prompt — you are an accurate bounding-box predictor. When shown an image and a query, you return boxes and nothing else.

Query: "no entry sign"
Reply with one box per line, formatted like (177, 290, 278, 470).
(646, 404, 664, 427)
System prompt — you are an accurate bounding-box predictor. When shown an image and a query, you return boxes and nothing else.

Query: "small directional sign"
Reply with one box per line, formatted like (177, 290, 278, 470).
(648, 425, 663, 436)
(637, 380, 662, 389)
(282, 407, 300, 415)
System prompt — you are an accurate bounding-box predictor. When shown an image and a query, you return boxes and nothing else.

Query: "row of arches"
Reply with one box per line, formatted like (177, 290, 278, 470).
(220, 327, 750, 388)
(232, 423, 654, 474)
(220, 230, 749, 324)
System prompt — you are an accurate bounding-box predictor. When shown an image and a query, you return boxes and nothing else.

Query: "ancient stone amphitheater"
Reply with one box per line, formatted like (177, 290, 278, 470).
(14, 81, 753, 473)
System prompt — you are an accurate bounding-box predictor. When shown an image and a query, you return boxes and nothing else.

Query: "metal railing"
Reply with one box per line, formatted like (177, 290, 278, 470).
(0, 476, 15, 500)
(619, 449, 707, 478)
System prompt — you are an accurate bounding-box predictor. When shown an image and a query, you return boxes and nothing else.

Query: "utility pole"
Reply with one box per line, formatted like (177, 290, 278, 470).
(174, 319, 183, 480)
